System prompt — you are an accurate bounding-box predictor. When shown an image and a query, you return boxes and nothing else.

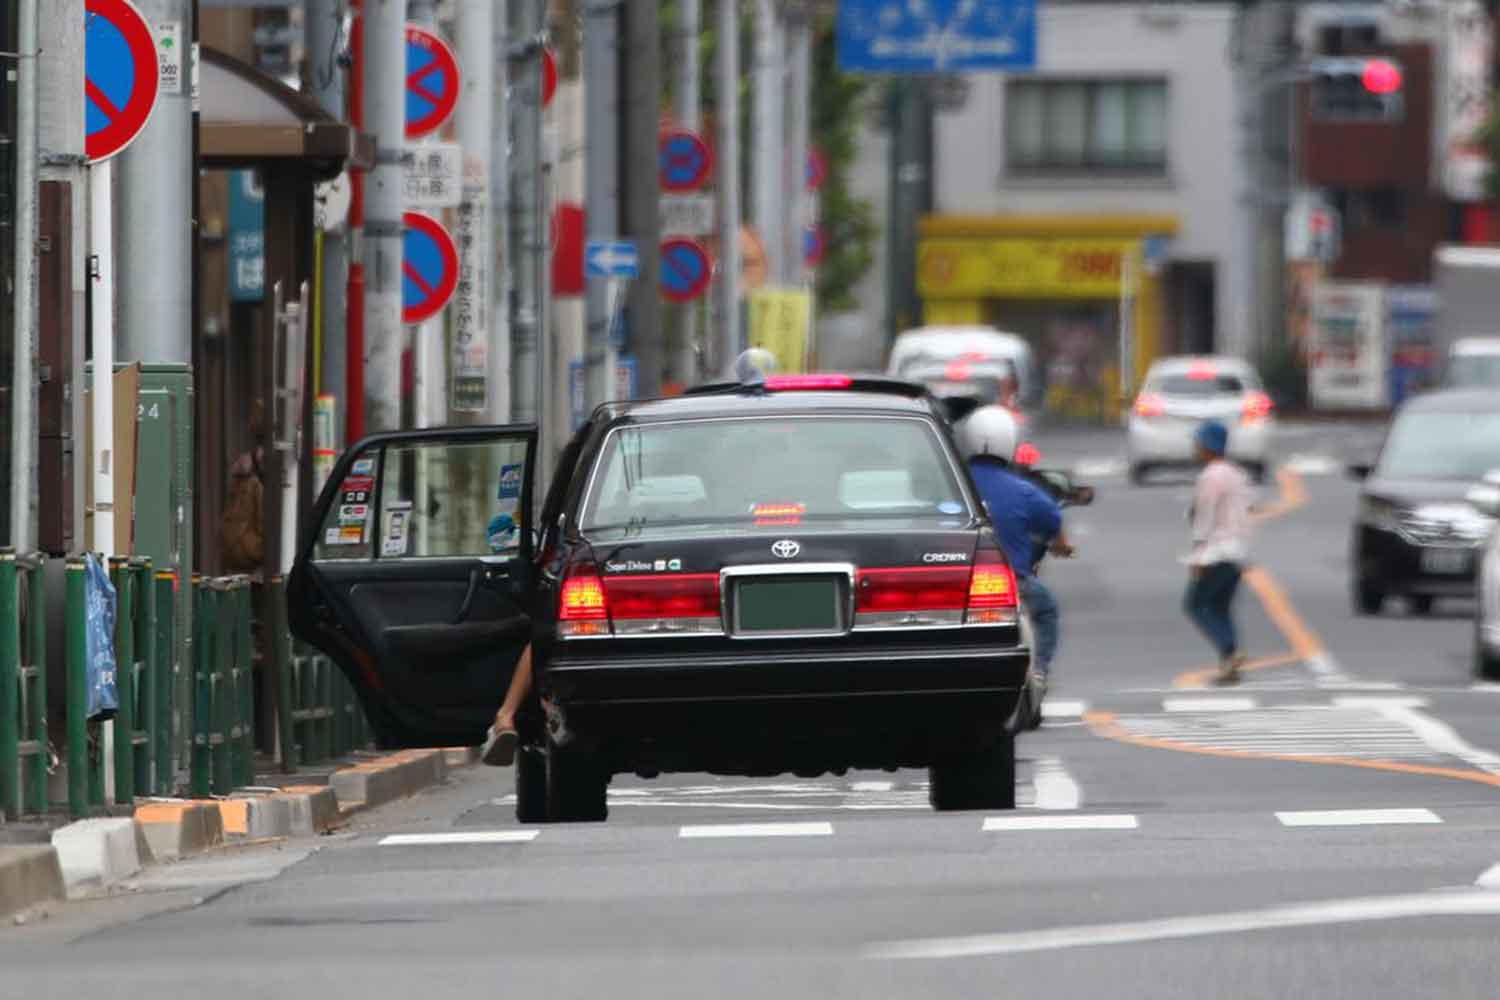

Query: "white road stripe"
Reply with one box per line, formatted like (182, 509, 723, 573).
(866, 890, 1500, 960)
(1477, 864, 1500, 889)
(1162, 696, 1257, 713)
(379, 831, 540, 846)
(983, 814, 1137, 832)
(1031, 756, 1081, 811)
(1275, 808, 1441, 827)
(1371, 702, 1500, 776)
(1331, 695, 1430, 710)
(679, 821, 834, 839)
(850, 781, 894, 793)
(1043, 699, 1089, 720)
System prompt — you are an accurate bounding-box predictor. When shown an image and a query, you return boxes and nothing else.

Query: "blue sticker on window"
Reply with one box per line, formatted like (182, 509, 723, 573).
(938, 501, 963, 515)
(498, 463, 523, 501)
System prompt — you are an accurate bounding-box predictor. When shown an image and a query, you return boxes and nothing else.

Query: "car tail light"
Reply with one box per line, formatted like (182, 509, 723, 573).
(1242, 391, 1274, 423)
(558, 567, 609, 637)
(855, 566, 970, 627)
(1187, 362, 1218, 381)
(944, 361, 972, 381)
(763, 374, 852, 391)
(965, 548, 1019, 626)
(604, 574, 722, 636)
(753, 502, 805, 527)
(1134, 393, 1166, 418)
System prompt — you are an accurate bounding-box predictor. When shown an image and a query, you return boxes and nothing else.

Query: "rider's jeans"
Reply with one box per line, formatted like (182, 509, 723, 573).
(1018, 574, 1059, 678)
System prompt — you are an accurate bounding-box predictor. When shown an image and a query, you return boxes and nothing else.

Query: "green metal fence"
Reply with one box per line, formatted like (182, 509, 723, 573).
(0, 551, 49, 821)
(191, 576, 256, 797)
(287, 647, 369, 765)
(65, 557, 103, 818)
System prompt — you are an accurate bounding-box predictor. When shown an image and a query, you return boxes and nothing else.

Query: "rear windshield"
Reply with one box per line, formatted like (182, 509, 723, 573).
(1148, 372, 1249, 396)
(581, 416, 969, 530)
(1448, 355, 1500, 388)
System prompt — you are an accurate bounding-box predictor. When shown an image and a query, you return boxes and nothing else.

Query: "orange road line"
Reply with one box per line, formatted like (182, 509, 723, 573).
(1172, 652, 1302, 690)
(1084, 710, 1500, 790)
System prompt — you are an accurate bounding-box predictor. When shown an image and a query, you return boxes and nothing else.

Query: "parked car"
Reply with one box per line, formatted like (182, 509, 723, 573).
(887, 326, 1041, 412)
(1348, 390, 1500, 616)
(1467, 471, 1500, 679)
(288, 373, 1034, 822)
(1126, 356, 1276, 485)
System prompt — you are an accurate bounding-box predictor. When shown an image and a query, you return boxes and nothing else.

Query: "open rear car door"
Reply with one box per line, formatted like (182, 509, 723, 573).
(288, 425, 538, 748)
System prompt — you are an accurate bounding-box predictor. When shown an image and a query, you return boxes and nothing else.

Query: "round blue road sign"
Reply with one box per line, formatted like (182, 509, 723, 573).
(85, 0, 161, 163)
(804, 226, 826, 269)
(402, 211, 460, 324)
(660, 237, 713, 303)
(405, 25, 461, 140)
(659, 128, 714, 193)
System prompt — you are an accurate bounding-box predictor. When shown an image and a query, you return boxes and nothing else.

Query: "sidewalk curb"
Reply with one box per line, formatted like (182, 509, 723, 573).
(133, 801, 226, 861)
(0, 845, 66, 919)
(49, 818, 155, 897)
(330, 749, 450, 816)
(272, 786, 341, 837)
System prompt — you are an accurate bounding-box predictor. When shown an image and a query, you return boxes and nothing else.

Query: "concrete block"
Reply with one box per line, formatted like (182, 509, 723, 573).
(444, 746, 481, 768)
(0, 845, 65, 918)
(134, 801, 225, 860)
(50, 818, 154, 895)
(217, 797, 293, 841)
(329, 750, 449, 813)
(275, 786, 340, 837)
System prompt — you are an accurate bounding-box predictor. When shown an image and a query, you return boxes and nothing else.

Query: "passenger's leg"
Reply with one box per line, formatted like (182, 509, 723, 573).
(482, 645, 532, 766)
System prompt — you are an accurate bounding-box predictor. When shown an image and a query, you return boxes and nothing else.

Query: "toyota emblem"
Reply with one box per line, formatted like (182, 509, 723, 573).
(771, 539, 801, 559)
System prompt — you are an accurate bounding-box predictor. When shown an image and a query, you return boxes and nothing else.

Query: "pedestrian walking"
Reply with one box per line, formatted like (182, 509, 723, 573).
(1183, 419, 1253, 685)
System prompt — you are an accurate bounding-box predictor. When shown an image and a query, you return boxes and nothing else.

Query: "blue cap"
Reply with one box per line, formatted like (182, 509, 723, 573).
(1195, 419, 1229, 456)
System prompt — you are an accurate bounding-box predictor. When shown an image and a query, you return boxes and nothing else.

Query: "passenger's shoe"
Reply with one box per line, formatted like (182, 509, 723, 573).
(1026, 672, 1048, 730)
(481, 725, 518, 766)
(1213, 653, 1246, 686)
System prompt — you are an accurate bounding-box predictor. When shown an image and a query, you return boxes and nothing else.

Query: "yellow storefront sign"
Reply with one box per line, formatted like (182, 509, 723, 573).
(917, 238, 1139, 299)
(748, 288, 811, 374)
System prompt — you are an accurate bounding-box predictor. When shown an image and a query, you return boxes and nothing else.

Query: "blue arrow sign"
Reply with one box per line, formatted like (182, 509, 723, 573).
(837, 0, 1037, 74)
(586, 240, 640, 279)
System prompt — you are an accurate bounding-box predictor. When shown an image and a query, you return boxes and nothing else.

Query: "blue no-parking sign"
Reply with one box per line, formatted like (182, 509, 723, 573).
(85, 0, 161, 162)
(836, 0, 1037, 73)
(660, 238, 713, 303)
(406, 25, 461, 140)
(659, 128, 714, 193)
(402, 211, 460, 324)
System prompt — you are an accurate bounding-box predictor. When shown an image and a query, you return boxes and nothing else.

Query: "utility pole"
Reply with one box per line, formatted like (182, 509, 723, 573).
(886, 79, 931, 343)
(786, 5, 811, 289)
(9, 0, 39, 551)
(409, 0, 442, 431)
(362, 0, 406, 433)
(583, 0, 621, 411)
(623, 0, 664, 398)
(489, 0, 512, 423)
(455, 0, 494, 423)
(672, 0, 702, 384)
(752, 0, 785, 285)
(713, 0, 743, 374)
(118, 0, 193, 365)
(510, 0, 543, 429)
(307, 0, 350, 440)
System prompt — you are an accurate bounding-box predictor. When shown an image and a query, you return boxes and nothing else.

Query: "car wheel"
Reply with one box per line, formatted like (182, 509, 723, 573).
(1354, 581, 1385, 616)
(1409, 595, 1435, 616)
(1128, 463, 1149, 487)
(929, 731, 1017, 812)
(545, 742, 609, 823)
(514, 744, 547, 823)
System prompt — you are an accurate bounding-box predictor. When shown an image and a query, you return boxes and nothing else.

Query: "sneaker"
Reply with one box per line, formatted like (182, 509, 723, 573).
(1026, 672, 1048, 730)
(1213, 653, 1245, 686)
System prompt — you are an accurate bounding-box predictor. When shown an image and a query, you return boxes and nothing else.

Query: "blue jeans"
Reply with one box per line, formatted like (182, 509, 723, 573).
(1019, 574, 1059, 677)
(1184, 562, 1243, 659)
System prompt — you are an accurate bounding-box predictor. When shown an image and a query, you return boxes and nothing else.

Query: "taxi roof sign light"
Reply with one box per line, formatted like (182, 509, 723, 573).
(763, 374, 853, 391)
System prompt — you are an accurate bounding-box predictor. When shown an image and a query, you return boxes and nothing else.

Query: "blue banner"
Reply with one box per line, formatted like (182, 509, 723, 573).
(83, 554, 119, 722)
(837, 0, 1037, 74)
(228, 170, 265, 303)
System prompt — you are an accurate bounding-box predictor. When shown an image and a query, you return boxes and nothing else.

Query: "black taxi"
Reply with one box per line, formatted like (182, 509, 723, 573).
(288, 373, 1033, 821)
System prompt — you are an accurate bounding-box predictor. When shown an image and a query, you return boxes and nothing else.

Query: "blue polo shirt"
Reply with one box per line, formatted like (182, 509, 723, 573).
(967, 457, 1062, 578)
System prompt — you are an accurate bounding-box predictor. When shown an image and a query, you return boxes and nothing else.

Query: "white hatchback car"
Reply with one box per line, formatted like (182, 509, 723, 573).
(1127, 356, 1276, 485)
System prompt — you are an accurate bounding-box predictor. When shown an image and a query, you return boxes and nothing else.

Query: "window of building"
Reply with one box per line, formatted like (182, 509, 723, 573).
(1007, 79, 1169, 172)
(1330, 188, 1407, 230)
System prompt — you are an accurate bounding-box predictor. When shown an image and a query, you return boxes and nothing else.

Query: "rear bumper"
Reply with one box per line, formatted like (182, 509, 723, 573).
(1128, 417, 1272, 465)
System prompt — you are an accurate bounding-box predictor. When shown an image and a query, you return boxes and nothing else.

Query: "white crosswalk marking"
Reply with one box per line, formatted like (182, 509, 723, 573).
(1276, 809, 1441, 828)
(380, 831, 539, 846)
(1113, 706, 1447, 761)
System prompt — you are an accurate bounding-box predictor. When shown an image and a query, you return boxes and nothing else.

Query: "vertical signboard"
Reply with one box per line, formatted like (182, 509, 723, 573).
(451, 161, 489, 412)
(227, 170, 265, 302)
(1309, 282, 1388, 411)
(1385, 286, 1437, 405)
(1438, 0, 1492, 202)
(748, 289, 812, 374)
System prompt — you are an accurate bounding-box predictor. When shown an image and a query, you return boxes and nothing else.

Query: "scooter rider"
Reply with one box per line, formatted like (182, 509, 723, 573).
(961, 406, 1072, 723)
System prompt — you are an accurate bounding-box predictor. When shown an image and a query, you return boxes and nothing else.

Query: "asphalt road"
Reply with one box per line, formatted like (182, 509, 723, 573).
(7, 420, 1500, 999)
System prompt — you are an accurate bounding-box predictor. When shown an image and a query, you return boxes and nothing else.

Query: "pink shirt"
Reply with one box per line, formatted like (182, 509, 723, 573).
(1189, 459, 1252, 566)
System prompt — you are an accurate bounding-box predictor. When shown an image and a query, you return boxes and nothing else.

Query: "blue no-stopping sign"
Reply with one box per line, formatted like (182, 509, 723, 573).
(659, 128, 714, 193)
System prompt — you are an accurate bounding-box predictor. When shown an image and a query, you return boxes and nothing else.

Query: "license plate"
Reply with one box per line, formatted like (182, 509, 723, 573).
(1421, 549, 1470, 575)
(734, 577, 843, 634)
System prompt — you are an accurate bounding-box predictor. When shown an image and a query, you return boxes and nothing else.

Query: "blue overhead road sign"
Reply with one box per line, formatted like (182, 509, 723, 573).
(836, 0, 1037, 74)
(585, 240, 640, 280)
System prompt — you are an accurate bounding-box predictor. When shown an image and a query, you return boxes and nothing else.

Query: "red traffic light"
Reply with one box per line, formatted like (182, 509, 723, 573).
(1361, 59, 1402, 95)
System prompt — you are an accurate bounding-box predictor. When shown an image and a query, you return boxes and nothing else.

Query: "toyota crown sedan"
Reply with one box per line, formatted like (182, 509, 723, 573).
(288, 374, 1033, 823)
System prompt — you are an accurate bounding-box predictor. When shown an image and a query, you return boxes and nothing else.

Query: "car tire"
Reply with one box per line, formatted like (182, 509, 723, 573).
(1128, 463, 1149, 487)
(1409, 595, 1435, 616)
(545, 742, 609, 823)
(1354, 581, 1385, 616)
(928, 731, 1017, 812)
(514, 744, 547, 824)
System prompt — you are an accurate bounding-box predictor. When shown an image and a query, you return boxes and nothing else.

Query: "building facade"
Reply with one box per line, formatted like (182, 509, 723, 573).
(920, 2, 1247, 419)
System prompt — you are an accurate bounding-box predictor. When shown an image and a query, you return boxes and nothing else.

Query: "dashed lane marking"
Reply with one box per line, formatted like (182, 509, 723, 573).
(1074, 458, 1126, 479)
(1032, 756, 1082, 810)
(1283, 453, 1341, 477)
(380, 831, 540, 846)
(1162, 696, 1257, 713)
(1275, 808, 1441, 828)
(1042, 699, 1089, 720)
(1478, 864, 1500, 889)
(982, 814, 1137, 833)
(679, 821, 833, 839)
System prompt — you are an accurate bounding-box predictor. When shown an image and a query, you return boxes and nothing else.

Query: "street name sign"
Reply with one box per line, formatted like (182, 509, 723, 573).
(85, 0, 162, 162)
(836, 0, 1037, 73)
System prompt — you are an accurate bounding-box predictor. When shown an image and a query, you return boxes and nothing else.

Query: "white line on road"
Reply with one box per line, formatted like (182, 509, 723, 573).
(1331, 695, 1430, 710)
(379, 831, 540, 846)
(850, 781, 895, 793)
(1074, 458, 1126, 479)
(1478, 865, 1500, 889)
(1162, 696, 1257, 713)
(866, 890, 1500, 960)
(1042, 699, 1089, 719)
(1275, 808, 1441, 827)
(1031, 757, 1081, 811)
(982, 814, 1137, 832)
(679, 821, 834, 839)
(1369, 702, 1500, 776)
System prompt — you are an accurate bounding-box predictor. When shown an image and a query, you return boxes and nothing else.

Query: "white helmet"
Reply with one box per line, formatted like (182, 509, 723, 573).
(961, 405, 1019, 462)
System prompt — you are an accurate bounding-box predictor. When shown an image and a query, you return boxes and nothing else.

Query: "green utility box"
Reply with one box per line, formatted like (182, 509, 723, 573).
(87, 362, 195, 785)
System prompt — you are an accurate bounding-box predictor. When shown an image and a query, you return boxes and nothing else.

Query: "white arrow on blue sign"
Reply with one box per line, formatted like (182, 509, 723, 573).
(585, 240, 640, 280)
